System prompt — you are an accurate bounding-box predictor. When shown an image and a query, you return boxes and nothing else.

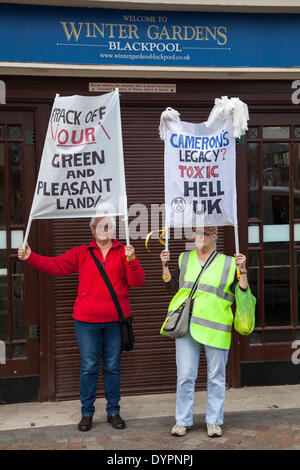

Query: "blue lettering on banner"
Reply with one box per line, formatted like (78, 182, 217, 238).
(170, 131, 229, 150)
(0, 4, 300, 67)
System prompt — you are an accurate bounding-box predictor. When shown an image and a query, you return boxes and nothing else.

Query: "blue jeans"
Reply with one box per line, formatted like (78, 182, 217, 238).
(75, 320, 122, 417)
(175, 329, 229, 426)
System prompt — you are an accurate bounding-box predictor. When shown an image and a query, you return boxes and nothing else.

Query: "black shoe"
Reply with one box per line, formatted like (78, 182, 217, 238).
(107, 414, 126, 429)
(78, 416, 93, 432)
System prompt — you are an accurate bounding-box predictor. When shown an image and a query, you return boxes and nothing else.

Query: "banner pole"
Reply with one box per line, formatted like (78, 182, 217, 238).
(165, 227, 169, 252)
(164, 205, 169, 267)
(123, 196, 130, 246)
(115, 87, 129, 246)
(234, 225, 239, 254)
(234, 225, 241, 279)
(22, 217, 32, 249)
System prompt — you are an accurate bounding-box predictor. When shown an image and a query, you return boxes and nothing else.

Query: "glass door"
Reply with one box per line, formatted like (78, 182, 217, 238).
(0, 110, 40, 396)
(242, 118, 300, 362)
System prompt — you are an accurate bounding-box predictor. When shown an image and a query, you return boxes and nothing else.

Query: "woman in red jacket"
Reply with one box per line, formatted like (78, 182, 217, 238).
(18, 216, 145, 432)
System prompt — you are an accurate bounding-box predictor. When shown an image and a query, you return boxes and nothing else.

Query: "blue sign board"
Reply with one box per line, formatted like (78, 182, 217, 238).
(0, 4, 300, 68)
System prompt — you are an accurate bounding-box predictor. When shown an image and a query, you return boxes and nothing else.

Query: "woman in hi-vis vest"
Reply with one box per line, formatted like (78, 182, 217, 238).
(160, 226, 248, 438)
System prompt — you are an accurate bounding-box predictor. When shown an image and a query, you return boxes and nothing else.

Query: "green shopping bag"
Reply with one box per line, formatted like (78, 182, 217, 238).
(234, 285, 256, 335)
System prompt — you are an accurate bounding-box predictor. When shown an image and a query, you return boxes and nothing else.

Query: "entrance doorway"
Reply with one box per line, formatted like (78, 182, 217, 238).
(241, 113, 300, 385)
(0, 109, 40, 403)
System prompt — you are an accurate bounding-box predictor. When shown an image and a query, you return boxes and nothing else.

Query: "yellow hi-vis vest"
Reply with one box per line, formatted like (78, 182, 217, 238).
(162, 250, 236, 350)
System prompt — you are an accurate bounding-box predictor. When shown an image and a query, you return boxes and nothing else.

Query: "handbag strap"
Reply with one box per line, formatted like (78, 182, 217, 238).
(88, 247, 125, 321)
(189, 250, 219, 299)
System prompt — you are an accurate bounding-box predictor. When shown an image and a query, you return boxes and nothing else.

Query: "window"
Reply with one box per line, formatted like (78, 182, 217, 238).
(247, 125, 300, 343)
(0, 124, 26, 358)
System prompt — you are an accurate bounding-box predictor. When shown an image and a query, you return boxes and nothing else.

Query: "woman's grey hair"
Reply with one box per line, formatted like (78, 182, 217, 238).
(89, 217, 96, 228)
(90, 216, 116, 231)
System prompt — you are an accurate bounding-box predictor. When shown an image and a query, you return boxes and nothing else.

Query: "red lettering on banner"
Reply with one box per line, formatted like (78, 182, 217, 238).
(178, 165, 219, 179)
(52, 127, 97, 147)
(179, 165, 186, 177)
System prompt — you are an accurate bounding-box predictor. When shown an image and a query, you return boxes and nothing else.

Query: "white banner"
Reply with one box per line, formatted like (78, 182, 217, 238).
(29, 90, 127, 220)
(164, 117, 237, 228)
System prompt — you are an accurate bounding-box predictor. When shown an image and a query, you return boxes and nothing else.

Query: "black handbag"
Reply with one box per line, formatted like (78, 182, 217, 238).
(88, 248, 134, 351)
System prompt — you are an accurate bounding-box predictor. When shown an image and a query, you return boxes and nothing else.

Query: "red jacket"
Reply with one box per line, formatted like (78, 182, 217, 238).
(25, 239, 145, 323)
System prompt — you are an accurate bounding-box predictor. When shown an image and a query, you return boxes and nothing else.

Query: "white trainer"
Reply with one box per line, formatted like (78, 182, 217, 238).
(171, 424, 192, 436)
(207, 423, 222, 437)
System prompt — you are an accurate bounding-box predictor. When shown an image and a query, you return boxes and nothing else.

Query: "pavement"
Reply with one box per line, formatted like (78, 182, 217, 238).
(0, 385, 300, 453)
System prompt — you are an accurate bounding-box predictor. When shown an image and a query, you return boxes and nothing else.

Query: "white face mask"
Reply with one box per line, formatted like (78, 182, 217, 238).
(194, 231, 204, 249)
(195, 239, 205, 249)
(95, 218, 115, 240)
(194, 232, 216, 250)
